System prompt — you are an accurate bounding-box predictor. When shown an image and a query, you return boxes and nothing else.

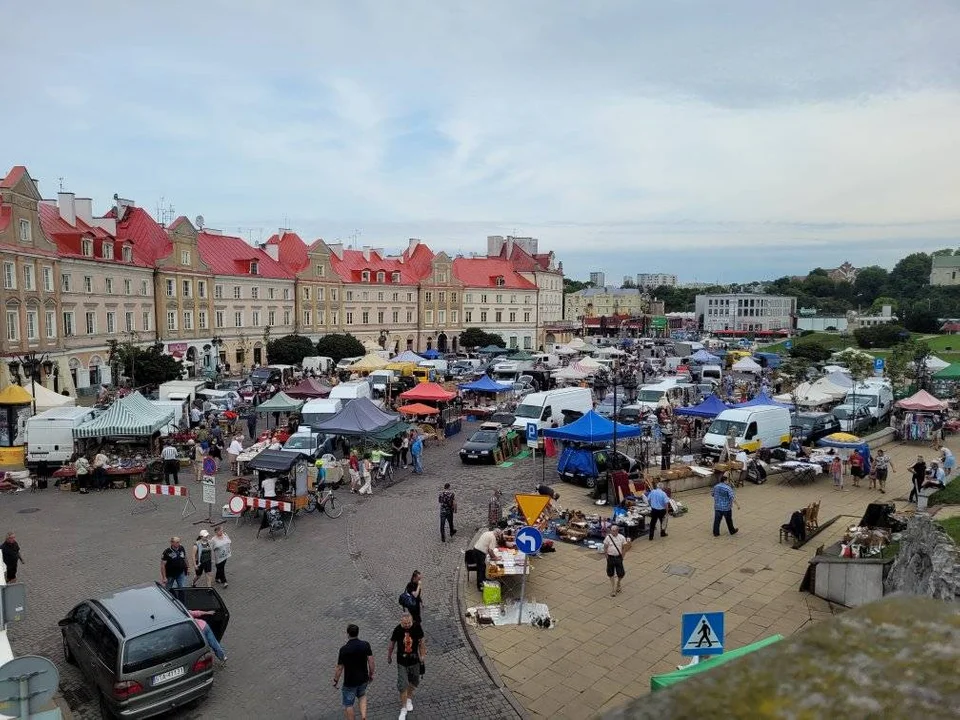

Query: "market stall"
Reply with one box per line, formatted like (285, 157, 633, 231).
(732, 391, 793, 409)
(310, 397, 410, 455)
(348, 353, 391, 374)
(731, 357, 763, 374)
(674, 395, 729, 418)
(391, 350, 425, 363)
(231, 448, 310, 535)
(399, 382, 461, 437)
(256, 392, 304, 428)
(25, 383, 75, 413)
(0, 385, 33, 465)
(285, 378, 332, 399)
(894, 390, 948, 442)
(458, 375, 513, 417)
(397, 402, 440, 423)
(931, 364, 960, 400)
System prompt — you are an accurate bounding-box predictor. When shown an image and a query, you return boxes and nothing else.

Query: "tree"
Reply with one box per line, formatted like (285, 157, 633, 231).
(910, 338, 933, 391)
(459, 327, 505, 349)
(267, 334, 316, 366)
(885, 342, 912, 390)
(315, 333, 366, 363)
(117, 344, 182, 387)
(854, 324, 908, 349)
(620, 278, 637, 289)
(836, 349, 874, 384)
(903, 307, 940, 334)
(853, 266, 889, 304)
(790, 340, 832, 363)
(563, 278, 593, 294)
(868, 296, 898, 314)
(887, 252, 932, 296)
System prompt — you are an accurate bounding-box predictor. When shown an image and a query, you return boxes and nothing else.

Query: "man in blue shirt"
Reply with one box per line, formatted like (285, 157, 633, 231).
(712, 474, 740, 537)
(410, 432, 424, 475)
(647, 481, 670, 540)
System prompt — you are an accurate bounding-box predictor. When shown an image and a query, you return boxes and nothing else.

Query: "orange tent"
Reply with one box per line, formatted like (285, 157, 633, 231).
(398, 403, 440, 415)
(398, 382, 456, 402)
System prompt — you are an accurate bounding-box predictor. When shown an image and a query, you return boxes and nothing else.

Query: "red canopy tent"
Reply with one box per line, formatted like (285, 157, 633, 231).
(399, 382, 456, 402)
(398, 403, 440, 416)
(895, 389, 948, 412)
(286, 378, 333, 399)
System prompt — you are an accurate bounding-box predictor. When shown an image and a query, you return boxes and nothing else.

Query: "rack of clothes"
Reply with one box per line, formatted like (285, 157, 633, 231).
(898, 411, 941, 442)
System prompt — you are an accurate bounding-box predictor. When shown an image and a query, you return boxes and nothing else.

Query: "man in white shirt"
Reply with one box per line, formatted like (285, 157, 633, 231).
(160, 442, 180, 486)
(261, 475, 277, 498)
(227, 436, 243, 475)
(469, 529, 514, 592)
(190, 406, 202, 428)
(603, 524, 631, 596)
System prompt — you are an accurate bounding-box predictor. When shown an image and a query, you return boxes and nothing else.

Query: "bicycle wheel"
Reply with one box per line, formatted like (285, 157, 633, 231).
(304, 495, 317, 513)
(323, 495, 344, 519)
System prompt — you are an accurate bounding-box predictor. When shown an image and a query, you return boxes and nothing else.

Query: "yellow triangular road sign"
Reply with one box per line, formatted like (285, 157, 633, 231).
(515, 493, 551, 525)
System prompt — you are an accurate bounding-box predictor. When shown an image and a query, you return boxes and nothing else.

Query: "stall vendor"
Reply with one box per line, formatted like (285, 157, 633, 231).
(468, 529, 515, 592)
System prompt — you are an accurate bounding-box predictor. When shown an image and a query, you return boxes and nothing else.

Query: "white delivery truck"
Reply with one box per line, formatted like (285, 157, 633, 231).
(25, 407, 97, 468)
(512, 387, 594, 433)
(329, 380, 372, 406)
(301, 399, 343, 428)
(702, 406, 792, 459)
(150, 400, 189, 436)
(301, 356, 334, 374)
(158, 380, 207, 403)
(844, 382, 894, 423)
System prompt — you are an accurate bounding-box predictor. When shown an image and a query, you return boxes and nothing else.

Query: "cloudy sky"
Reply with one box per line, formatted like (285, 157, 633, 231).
(5, 1, 959, 281)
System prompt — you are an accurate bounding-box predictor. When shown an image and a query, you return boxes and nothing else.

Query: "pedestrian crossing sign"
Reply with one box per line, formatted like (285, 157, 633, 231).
(681, 611, 724, 656)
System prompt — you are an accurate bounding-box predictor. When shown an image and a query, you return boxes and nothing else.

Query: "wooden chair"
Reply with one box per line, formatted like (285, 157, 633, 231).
(805, 500, 821, 534)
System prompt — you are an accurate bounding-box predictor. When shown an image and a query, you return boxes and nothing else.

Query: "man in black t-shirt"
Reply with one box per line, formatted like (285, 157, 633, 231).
(333, 624, 374, 720)
(160, 537, 189, 590)
(387, 612, 425, 720)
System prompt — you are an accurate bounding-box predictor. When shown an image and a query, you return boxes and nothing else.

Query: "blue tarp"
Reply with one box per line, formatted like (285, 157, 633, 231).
(421, 349, 441, 359)
(733, 391, 794, 409)
(543, 410, 642, 443)
(675, 395, 730, 418)
(557, 446, 599, 477)
(691, 349, 721, 364)
(458, 375, 513, 393)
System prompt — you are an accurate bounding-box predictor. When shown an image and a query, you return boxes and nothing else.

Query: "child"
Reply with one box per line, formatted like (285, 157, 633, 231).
(359, 453, 373, 495)
(830, 455, 843, 491)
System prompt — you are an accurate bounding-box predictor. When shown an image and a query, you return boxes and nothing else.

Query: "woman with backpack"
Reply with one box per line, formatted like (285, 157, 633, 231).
(398, 574, 423, 625)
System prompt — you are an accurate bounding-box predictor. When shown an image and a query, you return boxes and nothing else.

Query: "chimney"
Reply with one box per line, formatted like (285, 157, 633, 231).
(75, 197, 93, 225)
(373, 248, 384, 258)
(327, 242, 344, 259)
(92, 217, 117, 235)
(408, 238, 420, 254)
(115, 197, 135, 220)
(362, 246, 371, 262)
(58, 192, 76, 226)
(505, 236, 514, 258)
(262, 243, 279, 262)
(487, 235, 505, 257)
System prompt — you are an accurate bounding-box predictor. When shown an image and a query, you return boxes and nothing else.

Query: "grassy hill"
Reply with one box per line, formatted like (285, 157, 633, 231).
(763, 332, 960, 365)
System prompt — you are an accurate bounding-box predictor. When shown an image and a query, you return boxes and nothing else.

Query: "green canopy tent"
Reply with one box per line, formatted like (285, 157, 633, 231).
(256, 392, 305, 415)
(933, 364, 960, 379)
(931, 364, 960, 399)
(650, 635, 783, 691)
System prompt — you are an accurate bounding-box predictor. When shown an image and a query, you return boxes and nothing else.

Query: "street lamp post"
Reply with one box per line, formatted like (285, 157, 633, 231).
(14, 352, 48, 415)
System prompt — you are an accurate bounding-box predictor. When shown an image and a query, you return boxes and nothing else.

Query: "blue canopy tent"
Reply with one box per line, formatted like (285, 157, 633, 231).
(421, 349, 441, 359)
(674, 395, 730, 418)
(816, 433, 871, 475)
(733, 391, 794, 410)
(458, 375, 513, 393)
(691, 349, 721, 364)
(543, 410, 642, 444)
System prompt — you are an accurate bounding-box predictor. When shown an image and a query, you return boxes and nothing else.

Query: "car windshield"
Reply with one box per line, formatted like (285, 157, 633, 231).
(793, 416, 816, 430)
(469, 431, 499, 443)
(637, 390, 665, 403)
(515, 403, 542, 419)
(832, 408, 853, 419)
(707, 419, 747, 436)
(122, 622, 205, 674)
(284, 436, 315, 449)
(848, 395, 877, 407)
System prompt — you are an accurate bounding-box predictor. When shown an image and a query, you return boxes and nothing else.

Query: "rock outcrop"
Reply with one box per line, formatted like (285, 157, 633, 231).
(884, 514, 960, 600)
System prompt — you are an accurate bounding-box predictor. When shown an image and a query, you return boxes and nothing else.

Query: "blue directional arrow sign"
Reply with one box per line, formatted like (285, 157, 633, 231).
(681, 611, 725, 657)
(515, 526, 543, 555)
(526, 421, 539, 448)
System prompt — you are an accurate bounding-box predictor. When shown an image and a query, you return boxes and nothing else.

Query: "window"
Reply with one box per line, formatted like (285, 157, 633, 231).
(215, 311, 224, 328)
(268, 310, 276, 326)
(83, 276, 93, 293)
(283, 288, 290, 300)
(233, 286, 241, 300)
(140, 280, 148, 296)
(317, 288, 324, 301)
(425, 310, 433, 324)
(510, 294, 516, 304)
(346, 311, 354, 325)
(377, 292, 384, 302)
(496, 294, 502, 304)
(509, 311, 516, 322)
(362, 291, 368, 301)
(122, 245, 133, 262)
(105, 278, 113, 295)
(247, 287, 257, 301)
(198, 310, 207, 329)
(283, 310, 291, 325)
(18, 219, 31, 243)
(406, 310, 413, 323)
(303, 310, 312, 326)
(215, 284, 223, 299)
(42, 267, 53, 292)
(86, 311, 96, 335)
(523, 336, 532, 350)
(407, 293, 413, 302)
(166, 311, 176, 331)
(183, 311, 193, 330)
(249, 261, 259, 275)
(438, 310, 446, 324)
(22, 265, 34, 290)
(166, 279, 175, 297)
(252, 311, 261, 327)
(392, 310, 399, 323)
(315, 264, 325, 277)
(125, 312, 134, 332)
(480, 311, 487, 323)
(451, 292, 457, 302)
(317, 309, 325, 325)
(392, 292, 399, 302)
(234, 311, 243, 328)
(2, 262, 15, 289)
(524, 311, 531, 323)
(495, 311, 502, 322)
(81, 239, 93, 257)
(480, 294, 487, 303)
(495, 276, 505, 287)
(181, 280, 192, 298)
(5, 310, 17, 341)
(302, 287, 311, 300)
(376, 271, 385, 283)
(331, 311, 339, 325)
(509, 336, 518, 349)
(392, 272, 401, 283)
(377, 310, 384, 324)
(102, 242, 113, 260)
(425, 291, 433, 302)
(346, 290, 353, 301)
(181, 250, 191, 265)
(451, 310, 458, 323)
(45, 310, 56, 338)
(268, 287, 275, 299)
(361, 311, 369, 324)
(439, 291, 446, 302)
(331, 289, 338, 301)
(25, 310, 37, 340)
(465, 293, 473, 303)
(142, 312, 150, 331)
(106, 312, 116, 334)
(361, 270, 370, 282)
(123, 279, 131, 295)
(63, 312, 74, 336)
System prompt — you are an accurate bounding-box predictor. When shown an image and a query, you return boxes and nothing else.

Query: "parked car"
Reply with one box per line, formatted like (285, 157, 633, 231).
(459, 425, 503, 464)
(791, 412, 842, 445)
(215, 379, 247, 392)
(59, 583, 229, 719)
(596, 394, 626, 419)
(558, 446, 640, 488)
(281, 429, 336, 460)
(617, 405, 645, 425)
(830, 403, 873, 434)
(488, 411, 516, 428)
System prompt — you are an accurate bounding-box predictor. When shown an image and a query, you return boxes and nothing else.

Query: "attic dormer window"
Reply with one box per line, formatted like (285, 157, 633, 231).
(102, 242, 113, 260)
(81, 239, 94, 257)
(376, 271, 385, 283)
(122, 246, 132, 262)
(392, 271, 401, 283)
(250, 261, 259, 275)
(495, 276, 505, 287)
(361, 270, 371, 282)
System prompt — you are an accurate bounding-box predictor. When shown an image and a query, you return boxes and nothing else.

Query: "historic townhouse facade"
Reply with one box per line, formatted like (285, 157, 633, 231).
(453, 256, 539, 351)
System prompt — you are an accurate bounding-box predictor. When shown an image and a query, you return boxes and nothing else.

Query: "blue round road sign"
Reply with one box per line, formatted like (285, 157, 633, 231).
(515, 526, 544, 555)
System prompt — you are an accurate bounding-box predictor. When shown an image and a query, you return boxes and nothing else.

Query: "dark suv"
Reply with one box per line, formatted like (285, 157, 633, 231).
(791, 412, 841, 445)
(59, 583, 229, 719)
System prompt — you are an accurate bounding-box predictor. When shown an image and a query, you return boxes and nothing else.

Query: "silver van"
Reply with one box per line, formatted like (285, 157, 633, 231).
(59, 583, 229, 719)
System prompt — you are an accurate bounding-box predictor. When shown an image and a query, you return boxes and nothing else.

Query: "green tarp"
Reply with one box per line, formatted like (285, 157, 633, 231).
(256, 392, 305, 414)
(650, 635, 783, 691)
(933, 364, 960, 379)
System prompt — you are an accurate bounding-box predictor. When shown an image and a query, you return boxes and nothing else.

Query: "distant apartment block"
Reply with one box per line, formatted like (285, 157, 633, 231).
(695, 293, 796, 333)
(589, 271, 605, 287)
(930, 254, 960, 286)
(636, 273, 677, 288)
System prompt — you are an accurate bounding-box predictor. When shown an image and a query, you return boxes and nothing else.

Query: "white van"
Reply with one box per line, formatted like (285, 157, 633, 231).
(418, 359, 449, 379)
(701, 365, 723, 383)
(531, 353, 560, 368)
(702, 406, 792, 458)
(512, 387, 594, 433)
(329, 380, 372, 405)
(336, 356, 363, 371)
(844, 382, 894, 422)
(150, 400, 189, 436)
(302, 356, 334, 374)
(634, 380, 689, 411)
(25, 407, 97, 467)
(301, 399, 343, 429)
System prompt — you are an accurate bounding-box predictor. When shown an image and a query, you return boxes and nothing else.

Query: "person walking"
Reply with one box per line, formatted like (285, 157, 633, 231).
(160, 536, 190, 589)
(438, 483, 457, 542)
(410, 431, 424, 475)
(333, 624, 374, 720)
(830, 454, 843, 491)
(161, 441, 180, 486)
(909, 455, 927, 504)
(712, 473, 740, 537)
(387, 612, 425, 720)
(190, 404, 202, 429)
(398, 581, 422, 625)
(400, 432, 410, 469)
(189, 609, 226, 662)
(227, 435, 244, 476)
(92, 449, 109, 491)
(1, 532, 24, 583)
(73, 452, 91, 494)
(192, 441, 205, 483)
(246, 408, 258, 440)
(193, 530, 213, 588)
(348, 450, 361, 493)
(942, 447, 955, 477)
(391, 433, 403, 470)
(210, 525, 232, 587)
(647, 481, 669, 540)
(358, 453, 373, 495)
(488, 488, 503, 528)
(603, 524, 630, 596)
(874, 448, 894, 494)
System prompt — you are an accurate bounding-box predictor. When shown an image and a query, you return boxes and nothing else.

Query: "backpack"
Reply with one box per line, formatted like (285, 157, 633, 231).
(399, 592, 417, 611)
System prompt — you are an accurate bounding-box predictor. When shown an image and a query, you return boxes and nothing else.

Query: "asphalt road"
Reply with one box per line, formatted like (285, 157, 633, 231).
(0, 423, 561, 720)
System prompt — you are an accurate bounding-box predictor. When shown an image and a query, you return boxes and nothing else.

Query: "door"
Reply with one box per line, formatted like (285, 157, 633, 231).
(171, 587, 231, 640)
(61, 603, 92, 677)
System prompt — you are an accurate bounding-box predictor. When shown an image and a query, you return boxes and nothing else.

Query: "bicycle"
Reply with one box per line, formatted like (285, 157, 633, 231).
(304, 480, 344, 519)
(373, 455, 395, 488)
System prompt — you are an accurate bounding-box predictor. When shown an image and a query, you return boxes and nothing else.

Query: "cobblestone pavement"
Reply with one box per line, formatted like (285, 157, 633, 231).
(0, 421, 538, 720)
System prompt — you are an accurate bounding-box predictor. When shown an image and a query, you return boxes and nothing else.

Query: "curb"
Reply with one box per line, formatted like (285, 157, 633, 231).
(454, 532, 530, 720)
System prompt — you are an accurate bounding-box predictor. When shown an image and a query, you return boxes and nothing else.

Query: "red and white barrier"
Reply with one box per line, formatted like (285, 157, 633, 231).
(229, 495, 292, 513)
(131, 482, 196, 518)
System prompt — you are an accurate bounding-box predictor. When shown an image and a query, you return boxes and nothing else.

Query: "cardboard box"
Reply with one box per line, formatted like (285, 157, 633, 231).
(59, 482, 73, 492)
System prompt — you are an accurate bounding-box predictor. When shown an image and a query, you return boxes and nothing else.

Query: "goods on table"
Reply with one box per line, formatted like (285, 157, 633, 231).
(842, 525, 893, 557)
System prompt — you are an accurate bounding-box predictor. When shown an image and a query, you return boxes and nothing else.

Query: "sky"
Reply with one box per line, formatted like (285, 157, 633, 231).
(4, 1, 960, 282)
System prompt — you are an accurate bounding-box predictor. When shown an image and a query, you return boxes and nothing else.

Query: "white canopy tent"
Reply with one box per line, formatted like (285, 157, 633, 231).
(26, 383, 75, 413)
(731, 357, 762, 374)
(925, 355, 950, 372)
(555, 345, 579, 356)
(552, 366, 588, 381)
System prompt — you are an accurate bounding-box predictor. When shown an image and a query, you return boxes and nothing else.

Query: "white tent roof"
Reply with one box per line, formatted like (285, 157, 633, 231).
(774, 382, 837, 407)
(732, 357, 762, 373)
(576, 356, 602, 369)
(595, 346, 626, 356)
(567, 337, 587, 349)
(552, 366, 588, 380)
(555, 346, 578, 356)
(808, 377, 850, 402)
(836, 347, 874, 360)
(26, 383, 75, 413)
(926, 355, 950, 372)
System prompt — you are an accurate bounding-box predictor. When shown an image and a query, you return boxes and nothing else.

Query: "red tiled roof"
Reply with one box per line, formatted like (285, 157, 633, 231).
(198, 231, 294, 279)
(329, 248, 419, 284)
(452, 257, 538, 289)
(0, 166, 27, 189)
(402, 242, 436, 279)
(39, 202, 148, 267)
(110, 205, 173, 266)
(491, 242, 554, 272)
(265, 231, 309, 273)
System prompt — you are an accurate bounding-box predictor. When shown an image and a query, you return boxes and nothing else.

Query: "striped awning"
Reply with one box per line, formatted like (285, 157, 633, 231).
(74, 392, 173, 439)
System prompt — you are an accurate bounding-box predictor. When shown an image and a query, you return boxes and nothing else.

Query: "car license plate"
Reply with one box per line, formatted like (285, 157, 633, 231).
(152, 666, 185, 686)
(467, 453, 478, 458)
